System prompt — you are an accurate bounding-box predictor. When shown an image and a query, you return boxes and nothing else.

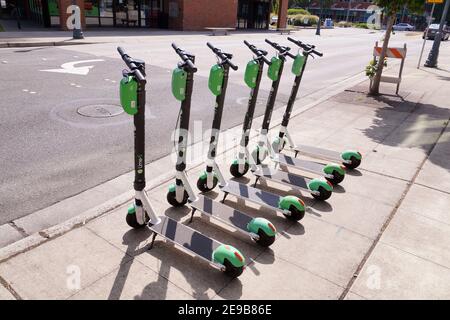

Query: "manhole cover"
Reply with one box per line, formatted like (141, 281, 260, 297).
(77, 104, 124, 118)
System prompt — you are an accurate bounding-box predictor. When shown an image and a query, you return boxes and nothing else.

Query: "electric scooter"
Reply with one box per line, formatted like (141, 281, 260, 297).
(202, 40, 306, 222)
(230, 39, 333, 201)
(119, 46, 245, 278)
(272, 37, 362, 170)
(252, 39, 346, 187)
(167, 42, 277, 247)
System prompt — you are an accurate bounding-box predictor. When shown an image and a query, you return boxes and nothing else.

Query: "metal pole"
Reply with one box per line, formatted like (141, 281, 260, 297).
(425, 0, 450, 68)
(417, 3, 435, 68)
(345, 0, 352, 22)
(316, 0, 323, 35)
(72, 0, 84, 39)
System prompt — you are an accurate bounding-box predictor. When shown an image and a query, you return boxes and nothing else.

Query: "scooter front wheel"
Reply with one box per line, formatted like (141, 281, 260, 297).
(126, 205, 148, 229)
(167, 189, 189, 207)
(230, 162, 249, 178)
(197, 175, 219, 193)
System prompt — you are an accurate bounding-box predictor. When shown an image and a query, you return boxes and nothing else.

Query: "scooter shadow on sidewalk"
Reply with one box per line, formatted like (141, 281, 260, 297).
(136, 241, 243, 300)
(106, 228, 153, 300)
(107, 223, 244, 299)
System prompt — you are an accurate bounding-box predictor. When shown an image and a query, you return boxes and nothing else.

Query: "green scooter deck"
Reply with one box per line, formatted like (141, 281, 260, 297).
(149, 216, 220, 262)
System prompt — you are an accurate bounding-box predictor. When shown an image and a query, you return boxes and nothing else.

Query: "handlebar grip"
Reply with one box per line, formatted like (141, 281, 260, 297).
(227, 60, 238, 71)
(265, 38, 275, 46)
(287, 37, 300, 46)
(244, 40, 251, 47)
(207, 42, 215, 51)
(117, 46, 126, 58)
(171, 42, 179, 51)
(312, 49, 323, 57)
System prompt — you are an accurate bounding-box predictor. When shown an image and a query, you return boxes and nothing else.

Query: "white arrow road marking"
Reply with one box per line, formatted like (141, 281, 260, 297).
(40, 59, 104, 75)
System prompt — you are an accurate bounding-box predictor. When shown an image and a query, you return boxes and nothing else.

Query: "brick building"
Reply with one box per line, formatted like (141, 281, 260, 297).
(1, 0, 290, 30)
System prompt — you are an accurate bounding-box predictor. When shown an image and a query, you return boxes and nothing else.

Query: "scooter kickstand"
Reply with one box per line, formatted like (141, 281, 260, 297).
(149, 232, 157, 250)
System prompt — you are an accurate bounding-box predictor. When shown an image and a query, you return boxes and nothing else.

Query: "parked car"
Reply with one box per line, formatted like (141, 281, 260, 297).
(393, 23, 415, 31)
(423, 24, 450, 40)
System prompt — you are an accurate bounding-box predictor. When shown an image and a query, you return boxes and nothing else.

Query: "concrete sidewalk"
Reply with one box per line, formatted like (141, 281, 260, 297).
(0, 49, 449, 300)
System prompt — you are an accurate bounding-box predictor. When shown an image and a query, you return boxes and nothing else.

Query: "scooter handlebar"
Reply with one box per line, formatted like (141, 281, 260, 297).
(117, 46, 146, 82)
(206, 42, 238, 71)
(265, 39, 296, 59)
(244, 40, 271, 65)
(171, 43, 198, 72)
(287, 37, 323, 57)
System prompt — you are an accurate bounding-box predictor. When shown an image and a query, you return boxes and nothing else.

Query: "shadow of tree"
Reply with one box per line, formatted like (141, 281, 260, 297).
(347, 90, 450, 172)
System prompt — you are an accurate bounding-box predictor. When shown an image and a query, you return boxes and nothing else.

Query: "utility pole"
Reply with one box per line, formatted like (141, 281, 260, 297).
(425, 0, 449, 68)
(418, 2, 436, 68)
(346, 0, 352, 23)
(316, 0, 323, 35)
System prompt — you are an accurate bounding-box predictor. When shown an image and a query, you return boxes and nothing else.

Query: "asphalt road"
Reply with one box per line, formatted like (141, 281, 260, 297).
(0, 28, 426, 224)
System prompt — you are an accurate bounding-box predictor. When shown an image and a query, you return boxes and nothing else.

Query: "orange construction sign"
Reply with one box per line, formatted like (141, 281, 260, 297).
(373, 47, 406, 59)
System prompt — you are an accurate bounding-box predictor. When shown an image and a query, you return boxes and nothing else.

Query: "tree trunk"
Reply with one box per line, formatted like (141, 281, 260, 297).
(370, 15, 395, 95)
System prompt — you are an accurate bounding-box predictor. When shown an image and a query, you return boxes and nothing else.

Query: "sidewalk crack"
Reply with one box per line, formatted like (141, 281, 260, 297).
(8, 221, 28, 238)
(0, 275, 22, 300)
(339, 112, 450, 300)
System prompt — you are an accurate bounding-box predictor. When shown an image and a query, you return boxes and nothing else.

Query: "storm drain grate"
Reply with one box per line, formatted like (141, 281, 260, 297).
(77, 104, 124, 118)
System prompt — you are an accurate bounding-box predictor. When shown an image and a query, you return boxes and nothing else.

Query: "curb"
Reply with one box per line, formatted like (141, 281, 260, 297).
(0, 69, 369, 264)
(0, 41, 96, 48)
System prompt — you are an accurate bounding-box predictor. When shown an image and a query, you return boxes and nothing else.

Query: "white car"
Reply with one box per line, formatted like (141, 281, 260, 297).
(393, 23, 415, 31)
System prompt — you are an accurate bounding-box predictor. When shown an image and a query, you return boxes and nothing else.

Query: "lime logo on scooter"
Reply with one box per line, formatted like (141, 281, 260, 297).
(120, 75, 138, 115)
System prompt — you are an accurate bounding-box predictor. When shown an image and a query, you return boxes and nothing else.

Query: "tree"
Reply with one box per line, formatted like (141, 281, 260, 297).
(369, 0, 425, 95)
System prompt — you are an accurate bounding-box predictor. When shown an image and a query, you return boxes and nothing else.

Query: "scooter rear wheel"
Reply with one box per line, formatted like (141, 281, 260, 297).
(311, 186, 332, 201)
(253, 229, 276, 247)
(325, 170, 345, 185)
(223, 259, 244, 278)
(283, 205, 305, 221)
(343, 156, 361, 170)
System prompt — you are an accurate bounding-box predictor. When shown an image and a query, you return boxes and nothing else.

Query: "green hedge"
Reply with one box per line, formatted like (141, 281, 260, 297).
(354, 22, 369, 29)
(290, 14, 319, 26)
(336, 21, 353, 28)
(287, 8, 310, 15)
